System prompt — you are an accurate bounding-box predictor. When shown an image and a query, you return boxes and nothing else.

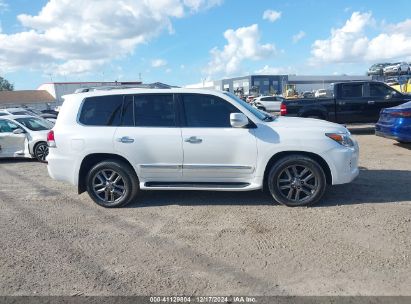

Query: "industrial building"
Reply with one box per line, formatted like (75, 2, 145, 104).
(186, 74, 372, 96)
(0, 90, 56, 110)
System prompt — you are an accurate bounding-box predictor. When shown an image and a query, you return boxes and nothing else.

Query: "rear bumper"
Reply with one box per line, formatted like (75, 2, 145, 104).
(375, 131, 411, 142)
(47, 149, 78, 185)
(375, 121, 411, 142)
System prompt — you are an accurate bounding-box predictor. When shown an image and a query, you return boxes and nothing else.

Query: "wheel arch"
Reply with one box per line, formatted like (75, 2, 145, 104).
(78, 153, 136, 194)
(262, 151, 332, 191)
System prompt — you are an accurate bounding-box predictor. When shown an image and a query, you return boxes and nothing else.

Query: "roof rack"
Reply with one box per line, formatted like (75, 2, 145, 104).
(74, 82, 179, 93)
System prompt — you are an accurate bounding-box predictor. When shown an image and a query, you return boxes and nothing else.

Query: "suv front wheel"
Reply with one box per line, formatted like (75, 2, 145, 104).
(268, 155, 326, 207)
(86, 160, 139, 208)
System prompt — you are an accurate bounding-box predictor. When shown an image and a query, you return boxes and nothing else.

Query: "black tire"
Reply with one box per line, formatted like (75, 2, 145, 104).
(267, 155, 327, 207)
(34, 142, 49, 162)
(86, 160, 139, 208)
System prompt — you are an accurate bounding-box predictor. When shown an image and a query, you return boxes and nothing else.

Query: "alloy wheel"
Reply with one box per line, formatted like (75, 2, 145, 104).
(277, 164, 319, 202)
(35, 143, 49, 161)
(92, 169, 127, 203)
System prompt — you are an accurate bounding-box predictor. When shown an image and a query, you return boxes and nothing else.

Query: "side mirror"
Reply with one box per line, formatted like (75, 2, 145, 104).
(230, 113, 249, 128)
(12, 128, 25, 135)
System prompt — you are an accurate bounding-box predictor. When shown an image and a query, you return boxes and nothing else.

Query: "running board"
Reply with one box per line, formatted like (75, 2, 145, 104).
(144, 182, 250, 189)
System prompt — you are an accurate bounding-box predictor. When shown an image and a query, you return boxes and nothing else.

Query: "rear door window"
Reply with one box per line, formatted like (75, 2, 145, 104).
(340, 84, 364, 98)
(79, 95, 123, 126)
(134, 94, 176, 127)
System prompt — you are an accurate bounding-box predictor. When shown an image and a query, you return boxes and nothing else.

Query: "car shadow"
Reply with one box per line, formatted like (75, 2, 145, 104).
(127, 168, 411, 208)
(0, 158, 38, 164)
(394, 142, 411, 150)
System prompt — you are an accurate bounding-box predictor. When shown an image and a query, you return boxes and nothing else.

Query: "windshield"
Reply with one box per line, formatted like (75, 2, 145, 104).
(15, 117, 53, 131)
(223, 91, 270, 121)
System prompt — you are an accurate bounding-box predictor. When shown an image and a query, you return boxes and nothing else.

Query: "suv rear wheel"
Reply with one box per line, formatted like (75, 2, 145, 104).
(268, 155, 326, 207)
(86, 160, 139, 208)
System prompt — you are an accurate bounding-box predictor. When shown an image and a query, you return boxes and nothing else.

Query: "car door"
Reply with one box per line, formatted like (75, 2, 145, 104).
(335, 83, 369, 123)
(180, 93, 257, 180)
(0, 119, 26, 157)
(366, 83, 403, 122)
(113, 94, 183, 180)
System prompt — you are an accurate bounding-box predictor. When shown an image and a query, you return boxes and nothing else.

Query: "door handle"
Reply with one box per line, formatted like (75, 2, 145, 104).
(185, 136, 203, 144)
(368, 100, 375, 104)
(117, 136, 134, 144)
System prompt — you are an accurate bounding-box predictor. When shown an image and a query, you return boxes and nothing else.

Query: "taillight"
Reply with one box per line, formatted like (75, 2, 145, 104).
(47, 130, 56, 147)
(280, 103, 287, 115)
(390, 110, 411, 118)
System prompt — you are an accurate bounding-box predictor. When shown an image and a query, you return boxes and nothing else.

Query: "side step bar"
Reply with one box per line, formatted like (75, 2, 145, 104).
(144, 182, 250, 189)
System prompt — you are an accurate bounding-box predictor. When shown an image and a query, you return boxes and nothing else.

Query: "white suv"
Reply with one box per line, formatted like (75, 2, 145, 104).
(47, 89, 359, 207)
(253, 95, 284, 112)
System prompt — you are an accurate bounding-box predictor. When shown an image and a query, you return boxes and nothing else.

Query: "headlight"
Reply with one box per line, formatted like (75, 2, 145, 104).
(326, 132, 354, 147)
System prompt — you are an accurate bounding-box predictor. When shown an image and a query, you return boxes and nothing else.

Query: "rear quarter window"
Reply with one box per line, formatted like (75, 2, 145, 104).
(79, 95, 123, 126)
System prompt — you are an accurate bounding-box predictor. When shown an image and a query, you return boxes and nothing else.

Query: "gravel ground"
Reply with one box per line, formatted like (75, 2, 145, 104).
(0, 134, 410, 296)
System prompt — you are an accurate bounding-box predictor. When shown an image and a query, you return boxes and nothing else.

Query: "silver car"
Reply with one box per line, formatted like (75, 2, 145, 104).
(0, 115, 53, 161)
(383, 62, 410, 75)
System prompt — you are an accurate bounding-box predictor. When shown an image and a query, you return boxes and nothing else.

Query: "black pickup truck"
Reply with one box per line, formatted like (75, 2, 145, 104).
(280, 81, 411, 123)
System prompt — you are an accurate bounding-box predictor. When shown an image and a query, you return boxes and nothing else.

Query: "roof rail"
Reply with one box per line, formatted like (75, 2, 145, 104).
(74, 82, 179, 93)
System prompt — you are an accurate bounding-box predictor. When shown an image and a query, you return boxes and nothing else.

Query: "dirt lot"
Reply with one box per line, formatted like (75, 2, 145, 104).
(0, 134, 410, 296)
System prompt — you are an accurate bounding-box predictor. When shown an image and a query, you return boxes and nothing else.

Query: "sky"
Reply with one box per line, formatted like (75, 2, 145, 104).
(1, 0, 411, 90)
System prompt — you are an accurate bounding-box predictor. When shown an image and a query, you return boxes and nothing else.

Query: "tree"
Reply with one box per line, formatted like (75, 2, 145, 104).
(0, 76, 14, 91)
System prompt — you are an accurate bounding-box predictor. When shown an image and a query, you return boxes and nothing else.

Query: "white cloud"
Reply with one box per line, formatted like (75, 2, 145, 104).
(183, 0, 223, 12)
(262, 10, 281, 22)
(292, 30, 306, 43)
(205, 24, 276, 77)
(0, 0, 221, 75)
(255, 65, 296, 75)
(151, 59, 167, 68)
(310, 11, 411, 64)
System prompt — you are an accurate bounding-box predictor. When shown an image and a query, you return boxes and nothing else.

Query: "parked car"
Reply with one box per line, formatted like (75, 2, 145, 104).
(314, 89, 330, 98)
(383, 62, 410, 75)
(280, 81, 411, 123)
(0, 107, 57, 123)
(302, 91, 315, 98)
(367, 63, 390, 76)
(375, 101, 411, 143)
(253, 95, 284, 112)
(0, 115, 52, 161)
(47, 88, 359, 208)
(41, 109, 59, 116)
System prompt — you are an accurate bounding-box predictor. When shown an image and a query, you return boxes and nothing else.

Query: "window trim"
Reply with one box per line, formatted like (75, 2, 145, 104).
(77, 93, 179, 128)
